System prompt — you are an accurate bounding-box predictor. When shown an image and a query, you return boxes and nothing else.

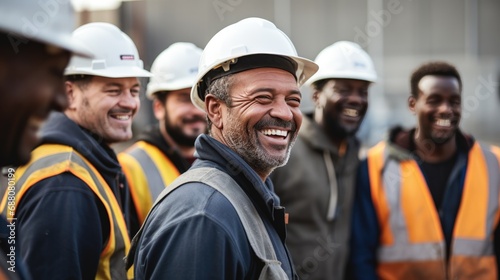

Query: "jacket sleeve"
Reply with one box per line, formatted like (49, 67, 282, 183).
(349, 159, 379, 280)
(16, 173, 105, 280)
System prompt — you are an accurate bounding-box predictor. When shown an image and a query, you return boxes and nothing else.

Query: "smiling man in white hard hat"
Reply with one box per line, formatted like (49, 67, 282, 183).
(126, 17, 318, 279)
(271, 41, 377, 280)
(118, 42, 206, 235)
(4, 22, 151, 280)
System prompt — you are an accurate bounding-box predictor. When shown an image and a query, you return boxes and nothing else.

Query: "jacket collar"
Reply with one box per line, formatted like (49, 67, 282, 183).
(298, 116, 358, 156)
(386, 126, 475, 161)
(193, 134, 281, 215)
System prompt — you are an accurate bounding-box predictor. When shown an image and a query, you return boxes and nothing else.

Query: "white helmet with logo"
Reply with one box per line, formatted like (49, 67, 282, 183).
(191, 17, 318, 111)
(65, 22, 151, 78)
(307, 41, 377, 85)
(0, 0, 92, 57)
(146, 42, 202, 99)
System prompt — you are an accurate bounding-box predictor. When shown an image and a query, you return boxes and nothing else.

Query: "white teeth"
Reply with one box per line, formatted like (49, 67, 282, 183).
(343, 108, 358, 117)
(262, 129, 288, 137)
(114, 115, 130, 121)
(436, 119, 451, 127)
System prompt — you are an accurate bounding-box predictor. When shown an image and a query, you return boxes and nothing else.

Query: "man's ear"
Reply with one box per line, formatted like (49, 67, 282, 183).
(408, 95, 416, 114)
(205, 94, 223, 129)
(65, 81, 77, 110)
(152, 98, 166, 121)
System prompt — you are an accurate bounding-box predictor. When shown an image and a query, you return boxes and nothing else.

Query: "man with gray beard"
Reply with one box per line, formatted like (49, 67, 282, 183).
(127, 17, 318, 279)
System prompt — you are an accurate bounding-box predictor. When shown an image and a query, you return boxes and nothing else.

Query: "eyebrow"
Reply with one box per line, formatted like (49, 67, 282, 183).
(104, 82, 141, 88)
(250, 87, 302, 96)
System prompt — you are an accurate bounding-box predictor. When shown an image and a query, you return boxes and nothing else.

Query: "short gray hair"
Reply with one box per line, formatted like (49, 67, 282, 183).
(205, 74, 234, 135)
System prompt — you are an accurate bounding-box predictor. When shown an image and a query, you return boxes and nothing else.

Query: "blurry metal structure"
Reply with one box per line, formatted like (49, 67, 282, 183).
(77, 0, 500, 148)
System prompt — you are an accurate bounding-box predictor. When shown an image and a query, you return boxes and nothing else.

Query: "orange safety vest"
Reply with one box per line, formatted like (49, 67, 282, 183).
(367, 141, 500, 280)
(0, 144, 133, 280)
(118, 141, 180, 224)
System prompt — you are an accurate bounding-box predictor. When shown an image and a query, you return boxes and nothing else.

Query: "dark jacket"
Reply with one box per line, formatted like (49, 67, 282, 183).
(349, 127, 500, 279)
(14, 112, 132, 280)
(134, 134, 297, 279)
(0, 215, 30, 280)
(271, 116, 360, 280)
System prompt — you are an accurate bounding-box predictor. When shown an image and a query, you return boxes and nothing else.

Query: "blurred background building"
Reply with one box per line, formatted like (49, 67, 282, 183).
(73, 0, 500, 149)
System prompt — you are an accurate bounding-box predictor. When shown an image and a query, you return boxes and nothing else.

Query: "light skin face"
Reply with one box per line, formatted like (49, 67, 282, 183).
(65, 76, 141, 145)
(205, 68, 302, 181)
(313, 79, 370, 145)
(409, 75, 461, 149)
(153, 88, 207, 155)
(0, 40, 71, 167)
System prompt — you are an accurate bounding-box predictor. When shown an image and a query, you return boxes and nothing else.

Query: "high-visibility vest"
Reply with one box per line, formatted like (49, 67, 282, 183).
(0, 144, 133, 280)
(118, 141, 180, 224)
(367, 141, 500, 280)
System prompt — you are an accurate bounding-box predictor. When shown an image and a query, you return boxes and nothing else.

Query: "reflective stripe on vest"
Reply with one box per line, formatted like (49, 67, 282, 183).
(367, 141, 500, 279)
(0, 144, 132, 280)
(118, 141, 180, 223)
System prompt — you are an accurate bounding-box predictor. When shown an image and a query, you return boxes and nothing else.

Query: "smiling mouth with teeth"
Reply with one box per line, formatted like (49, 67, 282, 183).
(343, 108, 359, 117)
(436, 119, 451, 127)
(113, 115, 131, 121)
(262, 129, 288, 138)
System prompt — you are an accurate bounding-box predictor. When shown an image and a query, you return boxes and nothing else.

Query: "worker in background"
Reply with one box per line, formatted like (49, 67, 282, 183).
(0, 1, 92, 279)
(118, 42, 206, 233)
(271, 41, 377, 280)
(2, 22, 151, 279)
(350, 61, 500, 279)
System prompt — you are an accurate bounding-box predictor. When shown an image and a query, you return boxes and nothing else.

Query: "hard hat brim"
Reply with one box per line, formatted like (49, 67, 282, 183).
(306, 71, 377, 86)
(146, 75, 197, 99)
(65, 66, 152, 78)
(0, 25, 94, 58)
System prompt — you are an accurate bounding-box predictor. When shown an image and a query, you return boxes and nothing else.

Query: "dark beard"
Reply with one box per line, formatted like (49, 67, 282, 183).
(165, 123, 198, 147)
(323, 111, 351, 140)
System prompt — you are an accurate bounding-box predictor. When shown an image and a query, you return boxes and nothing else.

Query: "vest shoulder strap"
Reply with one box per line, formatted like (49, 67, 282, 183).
(126, 167, 288, 279)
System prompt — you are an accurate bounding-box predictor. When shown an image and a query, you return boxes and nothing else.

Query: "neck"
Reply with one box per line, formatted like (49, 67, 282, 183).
(315, 111, 348, 154)
(414, 133, 457, 163)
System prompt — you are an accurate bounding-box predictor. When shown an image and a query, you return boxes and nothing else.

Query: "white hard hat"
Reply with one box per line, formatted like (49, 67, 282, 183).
(65, 22, 151, 78)
(307, 41, 377, 85)
(0, 0, 92, 57)
(191, 17, 318, 111)
(146, 42, 202, 99)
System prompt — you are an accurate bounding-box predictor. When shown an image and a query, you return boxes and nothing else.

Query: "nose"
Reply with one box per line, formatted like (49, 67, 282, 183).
(118, 90, 140, 110)
(269, 98, 294, 121)
(345, 90, 366, 106)
(438, 101, 453, 116)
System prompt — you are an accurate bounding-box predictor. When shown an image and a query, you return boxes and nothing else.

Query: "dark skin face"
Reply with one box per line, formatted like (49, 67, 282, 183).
(0, 41, 71, 167)
(409, 75, 461, 162)
(313, 79, 370, 146)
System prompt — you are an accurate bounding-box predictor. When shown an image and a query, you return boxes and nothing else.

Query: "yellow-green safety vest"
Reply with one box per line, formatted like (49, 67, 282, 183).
(118, 140, 180, 224)
(0, 144, 133, 280)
